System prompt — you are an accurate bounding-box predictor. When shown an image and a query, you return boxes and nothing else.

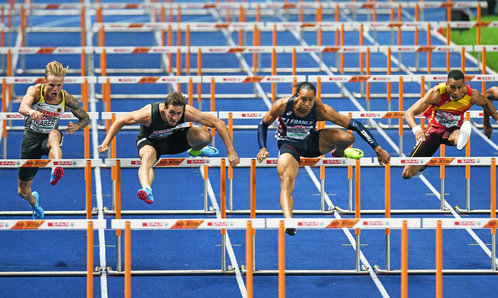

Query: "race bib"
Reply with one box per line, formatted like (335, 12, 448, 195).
(434, 111, 461, 128)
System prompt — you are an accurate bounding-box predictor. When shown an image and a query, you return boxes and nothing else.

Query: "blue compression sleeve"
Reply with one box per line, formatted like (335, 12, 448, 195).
(347, 119, 379, 149)
(257, 120, 270, 149)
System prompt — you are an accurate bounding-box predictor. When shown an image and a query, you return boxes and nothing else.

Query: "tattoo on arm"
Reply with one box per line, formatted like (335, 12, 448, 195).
(65, 94, 90, 129)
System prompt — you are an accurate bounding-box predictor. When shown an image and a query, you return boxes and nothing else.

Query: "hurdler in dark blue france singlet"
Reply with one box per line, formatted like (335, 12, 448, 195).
(275, 95, 317, 142)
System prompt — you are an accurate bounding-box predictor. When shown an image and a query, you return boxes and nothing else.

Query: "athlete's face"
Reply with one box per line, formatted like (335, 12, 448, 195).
(164, 104, 184, 126)
(446, 78, 467, 101)
(294, 88, 316, 115)
(44, 75, 64, 101)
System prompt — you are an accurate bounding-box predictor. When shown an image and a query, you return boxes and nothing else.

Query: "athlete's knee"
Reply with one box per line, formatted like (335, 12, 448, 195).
(188, 128, 212, 147)
(402, 167, 414, 179)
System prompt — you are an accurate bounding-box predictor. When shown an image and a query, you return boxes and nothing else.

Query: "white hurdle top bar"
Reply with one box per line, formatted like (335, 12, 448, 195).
(0, 219, 106, 230)
(111, 219, 265, 230)
(423, 218, 498, 229)
(266, 218, 421, 229)
(0, 112, 99, 121)
(0, 159, 103, 168)
(104, 157, 495, 168)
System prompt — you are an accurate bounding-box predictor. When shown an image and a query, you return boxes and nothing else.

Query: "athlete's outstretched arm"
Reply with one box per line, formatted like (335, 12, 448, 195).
(65, 93, 90, 134)
(97, 105, 151, 153)
(318, 102, 390, 165)
(187, 106, 239, 167)
(257, 98, 287, 162)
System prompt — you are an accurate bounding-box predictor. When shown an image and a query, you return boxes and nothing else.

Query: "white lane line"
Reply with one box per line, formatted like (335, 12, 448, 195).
(201, 167, 248, 298)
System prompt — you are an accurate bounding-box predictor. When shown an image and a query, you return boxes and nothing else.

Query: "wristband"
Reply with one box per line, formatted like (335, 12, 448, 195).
(412, 125, 422, 135)
(28, 110, 35, 116)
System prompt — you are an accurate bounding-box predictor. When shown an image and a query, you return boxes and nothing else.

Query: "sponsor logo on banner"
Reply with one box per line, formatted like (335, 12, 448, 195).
(11, 220, 44, 230)
(241, 113, 261, 118)
(138, 77, 159, 83)
(360, 113, 381, 118)
(187, 159, 206, 165)
(142, 222, 165, 227)
(207, 221, 231, 227)
(23, 160, 51, 167)
(48, 222, 71, 227)
(322, 47, 341, 53)
(6, 114, 23, 118)
(36, 48, 56, 54)
(131, 160, 142, 165)
(349, 76, 370, 82)
(457, 159, 477, 164)
(0, 161, 17, 166)
(111, 48, 131, 53)
(227, 47, 245, 53)
(214, 24, 229, 29)
(383, 112, 405, 118)
(222, 77, 240, 82)
(454, 220, 479, 226)
(362, 220, 387, 226)
(417, 46, 435, 52)
(297, 221, 321, 227)
(155, 158, 184, 167)
(401, 159, 422, 164)
(323, 159, 345, 165)
(326, 219, 359, 228)
(132, 47, 151, 53)
(431, 75, 447, 81)
(118, 78, 136, 83)
(475, 75, 493, 81)
(370, 77, 389, 82)
(427, 157, 454, 166)
(242, 76, 264, 83)
(483, 220, 498, 229)
(266, 160, 278, 165)
(171, 220, 204, 229)
(299, 158, 319, 166)
(129, 23, 144, 28)
(53, 161, 73, 166)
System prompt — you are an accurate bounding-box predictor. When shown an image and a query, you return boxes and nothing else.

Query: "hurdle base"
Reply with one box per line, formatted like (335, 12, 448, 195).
(0, 270, 101, 277)
(104, 208, 334, 216)
(335, 206, 452, 215)
(455, 206, 494, 214)
(374, 267, 498, 275)
(107, 269, 234, 276)
(243, 269, 369, 275)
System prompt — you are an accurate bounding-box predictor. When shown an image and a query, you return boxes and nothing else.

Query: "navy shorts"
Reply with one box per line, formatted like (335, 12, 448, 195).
(136, 127, 191, 161)
(278, 130, 322, 163)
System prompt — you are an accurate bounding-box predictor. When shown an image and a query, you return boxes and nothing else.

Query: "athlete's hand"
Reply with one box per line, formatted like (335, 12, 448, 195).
(97, 143, 109, 153)
(29, 110, 42, 123)
(228, 151, 240, 167)
(374, 146, 390, 166)
(257, 148, 269, 163)
(414, 130, 425, 144)
(66, 121, 79, 135)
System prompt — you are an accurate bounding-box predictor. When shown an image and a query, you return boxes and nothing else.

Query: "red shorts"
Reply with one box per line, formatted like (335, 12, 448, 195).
(409, 124, 458, 157)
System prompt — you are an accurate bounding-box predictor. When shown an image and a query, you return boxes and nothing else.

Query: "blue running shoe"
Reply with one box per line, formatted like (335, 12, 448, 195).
(31, 191, 44, 219)
(188, 146, 219, 158)
(137, 186, 154, 204)
(50, 167, 64, 186)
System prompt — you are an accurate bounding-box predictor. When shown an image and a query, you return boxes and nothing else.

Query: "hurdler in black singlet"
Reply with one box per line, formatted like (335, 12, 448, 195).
(136, 102, 191, 160)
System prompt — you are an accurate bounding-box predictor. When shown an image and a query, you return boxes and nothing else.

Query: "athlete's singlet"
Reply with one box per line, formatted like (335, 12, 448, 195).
(423, 83, 472, 128)
(25, 84, 66, 133)
(137, 102, 186, 139)
(276, 95, 317, 141)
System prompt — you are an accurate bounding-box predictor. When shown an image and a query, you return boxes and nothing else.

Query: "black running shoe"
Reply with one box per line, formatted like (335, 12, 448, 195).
(285, 228, 296, 236)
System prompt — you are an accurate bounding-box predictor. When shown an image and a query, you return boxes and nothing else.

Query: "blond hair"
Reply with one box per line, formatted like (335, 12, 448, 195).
(45, 61, 68, 78)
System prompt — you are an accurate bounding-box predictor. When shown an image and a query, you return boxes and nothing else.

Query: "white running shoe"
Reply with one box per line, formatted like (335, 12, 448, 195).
(456, 121, 472, 151)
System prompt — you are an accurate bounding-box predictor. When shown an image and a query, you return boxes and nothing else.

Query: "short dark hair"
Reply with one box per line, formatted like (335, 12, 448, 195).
(448, 69, 465, 81)
(294, 82, 316, 96)
(164, 91, 187, 107)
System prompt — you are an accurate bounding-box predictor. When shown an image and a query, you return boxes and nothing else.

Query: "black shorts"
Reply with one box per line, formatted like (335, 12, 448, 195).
(136, 127, 191, 161)
(278, 130, 321, 163)
(18, 129, 63, 181)
(409, 124, 458, 158)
